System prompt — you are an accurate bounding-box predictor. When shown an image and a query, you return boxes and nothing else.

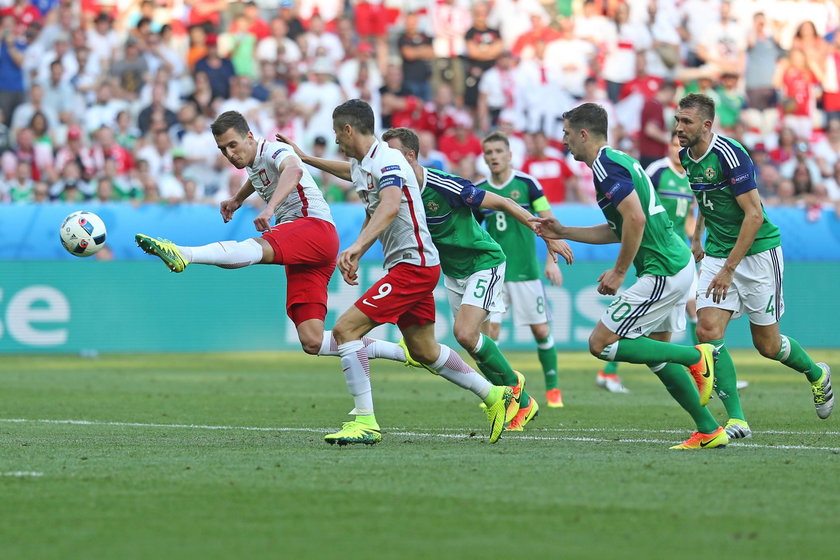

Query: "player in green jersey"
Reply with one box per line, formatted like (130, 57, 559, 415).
(477, 131, 567, 408)
(381, 127, 573, 430)
(533, 102, 727, 450)
(597, 133, 699, 393)
(675, 93, 833, 438)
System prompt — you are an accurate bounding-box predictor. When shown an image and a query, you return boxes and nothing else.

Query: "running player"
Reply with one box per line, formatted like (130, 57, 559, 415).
(533, 102, 726, 450)
(292, 99, 516, 445)
(477, 132, 565, 408)
(675, 93, 834, 439)
(380, 127, 574, 431)
(135, 111, 406, 363)
(597, 133, 698, 393)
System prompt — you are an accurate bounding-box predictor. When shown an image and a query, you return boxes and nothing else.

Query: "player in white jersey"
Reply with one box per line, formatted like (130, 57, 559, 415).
(135, 111, 407, 364)
(279, 99, 517, 446)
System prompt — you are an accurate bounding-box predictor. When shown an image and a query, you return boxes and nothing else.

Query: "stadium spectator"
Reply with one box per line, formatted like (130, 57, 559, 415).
(744, 12, 783, 136)
(278, 0, 306, 41)
(543, 16, 595, 99)
(256, 16, 302, 66)
(638, 81, 676, 169)
(769, 126, 797, 165)
(696, 0, 746, 76)
(396, 10, 434, 102)
(157, 149, 192, 203)
(823, 160, 840, 202)
(417, 129, 448, 171)
(252, 60, 283, 103)
(522, 130, 578, 203)
(488, 0, 548, 50)
(54, 125, 96, 181)
(184, 70, 220, 118)
(137, 128, 174, 178)
(814, 118, 840, 179)
(511, 10, 560, 61)
(91, 126, 135, 179)
(463, 2, 503, 112)
(292, 57, 345, 148)
(819, 31, 840, 125)
(138, 83, 178, 137)
(715, 72, 747, 132)
(602, 2, 651, 104)
(11, 83, 59, 137)
(50, 160, 90, 201)
(516, 39, 576, 137)
(378, 64, 413, 130)
(780, 142, 822, 189)
(301, 13, 343, 65)
(476, 50, 516, 133)
(1, 159, 33, 202)
(220, 14, 258, 79)
(0, 14, 26, 127)
(774, 47, 819, 140)
(39, 59, 78, 126)
(218, 75, 261, 119)
(429, 0, 471, 99)
(416, 82, 458, 140)
(240, 1, 270, 41)
(194, 35, 235, 100)
(338, 42, 382, 100)
(437, 110, 481, 165)
(86, 12, 119, 71)
(3, 126, 54, 182)
(643, 1, 681, 80)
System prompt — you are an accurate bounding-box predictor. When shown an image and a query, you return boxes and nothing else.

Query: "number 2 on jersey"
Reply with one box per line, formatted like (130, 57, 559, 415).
(632, 162, 665, 216)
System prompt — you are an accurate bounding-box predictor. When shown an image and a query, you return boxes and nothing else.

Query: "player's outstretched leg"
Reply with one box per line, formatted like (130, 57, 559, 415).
(596, 361, 630, 394)
(324, 339, 382, 446)
(470, 334, 529, 414)
(136, 234, 265, 272)
(535, 334, 563, 407)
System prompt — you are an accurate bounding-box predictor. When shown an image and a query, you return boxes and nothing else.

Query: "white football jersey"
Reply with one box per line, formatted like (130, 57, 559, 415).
(351, 140, 439, 270)
(246, 139, 333, 225)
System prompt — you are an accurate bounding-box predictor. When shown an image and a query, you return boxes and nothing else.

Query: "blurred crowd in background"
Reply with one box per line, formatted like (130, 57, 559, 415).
(1, 0, 840, 218)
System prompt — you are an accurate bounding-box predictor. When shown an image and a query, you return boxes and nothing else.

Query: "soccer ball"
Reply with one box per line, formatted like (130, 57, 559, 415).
(60, 211, 107, 257)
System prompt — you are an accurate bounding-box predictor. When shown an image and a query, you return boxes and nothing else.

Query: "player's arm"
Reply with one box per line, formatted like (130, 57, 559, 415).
(691, 212, 706, 262)
(705, 149, 762, 303)
(275, 133, 352, 181)
(338, 180, 402, 285)
(595, 190, 645, 295)
(253, 156, 305, 232)
(530, 217, 619, 244)
(221, 178, 256, 223)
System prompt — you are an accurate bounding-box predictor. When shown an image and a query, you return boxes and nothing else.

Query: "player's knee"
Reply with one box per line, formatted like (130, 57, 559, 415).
(531, 323, 550, 340)
(588, 337, 605, 358)
(300, 337, 321, 355)
(694, 323, 722, 342)
(754, 337, 781, 359)
(453, 326, 479, 351)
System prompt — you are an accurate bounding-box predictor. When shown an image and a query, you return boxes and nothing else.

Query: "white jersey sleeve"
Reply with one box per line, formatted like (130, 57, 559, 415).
(246, 139, 334, 225)
(352, 141, 439, 269)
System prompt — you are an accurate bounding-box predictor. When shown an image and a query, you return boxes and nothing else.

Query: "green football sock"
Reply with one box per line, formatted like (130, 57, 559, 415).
(687, 320, 699, 345)
(603, 337, 701, 367)
(536, 336, 559, 390)
(651, 362, 719, 434)
(707, 339, 745, 421)
(473, 334, 532, 403)
(776, 335, 822, 383)
(602, 361, 619, 374)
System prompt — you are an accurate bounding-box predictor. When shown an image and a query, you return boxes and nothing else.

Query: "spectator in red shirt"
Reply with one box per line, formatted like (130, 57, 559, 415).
(774, 47, 819, 140)
(1, 0, 41, 36)
(769, 126, 797, 166)
(638, 80, 676, 169)
(416, 82, 457, 139)
(511, 11, 561, 60)
(240, 1, 270, 40)
(522, 130, 577, 203)
(438, 110, 482, 165)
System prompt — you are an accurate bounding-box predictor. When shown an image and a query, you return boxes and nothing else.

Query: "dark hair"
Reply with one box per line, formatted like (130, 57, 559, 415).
(481, 131, 510, 148)
(561, 103, 608, 139)
(381, 127, 419, 155)
(211, 111, 250, 137)
(678, 93, 716, 122)
(332, 99, 375, 135)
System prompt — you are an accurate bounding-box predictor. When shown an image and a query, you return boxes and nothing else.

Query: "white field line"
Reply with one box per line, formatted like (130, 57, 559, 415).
(1, 471, 43, 477)
(1, 418, 839, 451)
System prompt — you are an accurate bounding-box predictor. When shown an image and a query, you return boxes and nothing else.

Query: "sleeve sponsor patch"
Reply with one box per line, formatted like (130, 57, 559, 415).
(378, 174, 404, 190)
(381, 165, 401, 173)
(605, 182, 623, 199)
(271, 149, 286, 159)
(731, 173, 750, 184)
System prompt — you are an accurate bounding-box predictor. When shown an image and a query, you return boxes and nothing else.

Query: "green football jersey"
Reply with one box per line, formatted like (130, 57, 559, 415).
(646, 158, 693, 243)
(680, 134, 781, 258)
(593, 147, 690, 277)
(477, 170, 551, 282)
(422, 168, 505, 279)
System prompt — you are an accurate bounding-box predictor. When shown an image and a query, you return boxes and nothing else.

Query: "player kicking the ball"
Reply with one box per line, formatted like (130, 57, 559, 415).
(135, 111, 407, 364)
(675, 93, 833, 438)
(297, 99, 516, 445)
(532, 103, 726, 450)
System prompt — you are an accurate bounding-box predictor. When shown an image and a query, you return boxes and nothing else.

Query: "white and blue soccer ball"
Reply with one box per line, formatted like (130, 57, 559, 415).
(60, 211, 107, 257)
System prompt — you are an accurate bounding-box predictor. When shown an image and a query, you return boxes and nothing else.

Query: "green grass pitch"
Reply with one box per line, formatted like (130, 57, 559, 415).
(2, 350, 839, 559)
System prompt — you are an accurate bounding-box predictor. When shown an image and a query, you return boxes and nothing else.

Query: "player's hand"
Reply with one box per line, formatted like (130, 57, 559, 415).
(275, 133, 307, 161)
(597, 268, 625, 296)
(706, 268, 733, 304)
(338, 245, 362, 285)
(253, 208, 274, 232)
(546, 239, 574, 265)
(545, 259, 563, 286)
(529, 216, 564, 239)
(220, 198, 242, 223)
(691, 238, 705, 263)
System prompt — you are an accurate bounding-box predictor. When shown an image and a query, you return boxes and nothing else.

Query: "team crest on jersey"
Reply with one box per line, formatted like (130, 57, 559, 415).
(258, 169, 270, 185)
(426, 200, 439, 212)
(511, 190, 521, 200)
(366, 173, 374, 190)
(704, 167, 716, 180)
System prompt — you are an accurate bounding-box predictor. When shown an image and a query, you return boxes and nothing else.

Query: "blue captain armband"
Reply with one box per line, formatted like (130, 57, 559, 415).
(378, 174, 405, 190)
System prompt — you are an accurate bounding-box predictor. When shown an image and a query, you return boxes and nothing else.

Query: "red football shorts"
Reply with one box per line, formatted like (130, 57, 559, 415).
(261, 218, 339, 325)
(354, 263, 440, 329)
